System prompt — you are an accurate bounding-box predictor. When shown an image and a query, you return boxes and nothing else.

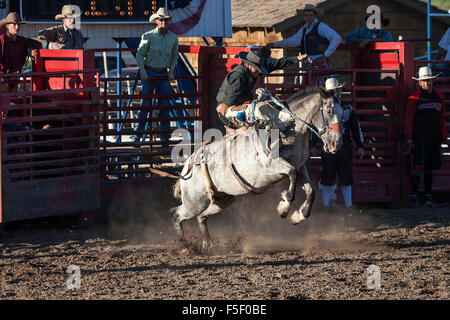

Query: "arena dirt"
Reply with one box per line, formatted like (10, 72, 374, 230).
(0, 183, 448, 300)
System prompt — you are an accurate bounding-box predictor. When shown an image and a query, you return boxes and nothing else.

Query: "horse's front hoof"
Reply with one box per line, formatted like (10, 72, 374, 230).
(289, 210, 307, 225)
(277, 201, 290, 219)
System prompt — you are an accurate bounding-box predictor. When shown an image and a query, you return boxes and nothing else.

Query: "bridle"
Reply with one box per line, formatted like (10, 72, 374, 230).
(269, 93, 340, 139)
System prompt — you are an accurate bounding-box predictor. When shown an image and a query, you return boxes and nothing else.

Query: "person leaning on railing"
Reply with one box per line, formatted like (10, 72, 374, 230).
(344, 13, 393, 49)
(37, 5, 84, 50)
(0, 12, 41, 91)
(435, 27, 450, 62)
(132, 7, 178, 146)
(434, 27, 450, 85)
(266, 4, 341, 86)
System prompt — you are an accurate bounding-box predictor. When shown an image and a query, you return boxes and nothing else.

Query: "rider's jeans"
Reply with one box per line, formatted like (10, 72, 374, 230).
(133, 70, 171, 141)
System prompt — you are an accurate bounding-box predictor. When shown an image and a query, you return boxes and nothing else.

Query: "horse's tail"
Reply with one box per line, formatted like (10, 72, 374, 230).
(172, 180, 181, 200)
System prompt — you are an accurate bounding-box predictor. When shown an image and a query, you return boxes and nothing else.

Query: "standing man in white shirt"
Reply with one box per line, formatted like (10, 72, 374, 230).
(133, 7, 178, 145)
(267, 4, 341, 86)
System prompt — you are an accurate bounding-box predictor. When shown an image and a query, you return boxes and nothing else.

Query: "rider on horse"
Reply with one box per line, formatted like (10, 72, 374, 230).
(216, 48, 308, 131)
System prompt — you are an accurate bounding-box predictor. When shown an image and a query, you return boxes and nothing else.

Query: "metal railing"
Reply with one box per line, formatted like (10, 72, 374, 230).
(94, 46, 206, 180)
(0, 69, 101, 222)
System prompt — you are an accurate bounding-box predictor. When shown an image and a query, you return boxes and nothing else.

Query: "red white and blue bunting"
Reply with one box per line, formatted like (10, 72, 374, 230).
(167, 0, 207, 35)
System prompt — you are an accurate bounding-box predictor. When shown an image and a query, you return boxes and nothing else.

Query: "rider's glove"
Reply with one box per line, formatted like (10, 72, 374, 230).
(236, 111, 246, 123)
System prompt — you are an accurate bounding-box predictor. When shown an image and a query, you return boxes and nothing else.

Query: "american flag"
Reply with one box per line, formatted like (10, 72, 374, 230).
(167, 0, 207, 35)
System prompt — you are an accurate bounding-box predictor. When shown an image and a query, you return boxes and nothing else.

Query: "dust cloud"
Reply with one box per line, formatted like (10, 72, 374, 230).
(105, 177, 377, 255)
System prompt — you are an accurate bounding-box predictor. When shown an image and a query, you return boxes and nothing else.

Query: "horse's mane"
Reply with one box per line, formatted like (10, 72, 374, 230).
(284, 86, 320, 105)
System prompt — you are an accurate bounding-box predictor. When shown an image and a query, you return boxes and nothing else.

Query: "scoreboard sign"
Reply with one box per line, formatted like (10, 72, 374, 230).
(8, 0, 231, 37)
(10, 0, 164, 22)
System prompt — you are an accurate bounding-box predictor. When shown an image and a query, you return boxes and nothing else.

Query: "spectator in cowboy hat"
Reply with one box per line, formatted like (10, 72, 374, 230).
(0, 12, 41, 89)
(133, 7, 178, 145)
(266, 4, 341, 86)
(310, 77, 364, 214)
(345, 13, 393, 49)
(38, 4, 84, 49)
(216, 49, 308, 129)
(403, 66, 447, 208)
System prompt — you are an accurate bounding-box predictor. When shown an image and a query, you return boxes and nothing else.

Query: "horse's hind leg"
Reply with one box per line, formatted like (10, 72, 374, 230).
(170, 199, 209, 247)
(169, 205, 190, 247)
(197, 196, 235, 252)
(290, 165, 315, 225)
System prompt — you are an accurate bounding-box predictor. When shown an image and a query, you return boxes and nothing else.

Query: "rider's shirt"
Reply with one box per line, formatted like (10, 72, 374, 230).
(216, 56, 299, 108)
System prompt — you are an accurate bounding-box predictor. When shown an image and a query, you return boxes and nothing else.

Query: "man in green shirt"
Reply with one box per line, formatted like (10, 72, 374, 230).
(133, 7, 178, 144)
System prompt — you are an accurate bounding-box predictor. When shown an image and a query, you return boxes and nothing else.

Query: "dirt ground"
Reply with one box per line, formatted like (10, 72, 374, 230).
(0, 184, 448, 300)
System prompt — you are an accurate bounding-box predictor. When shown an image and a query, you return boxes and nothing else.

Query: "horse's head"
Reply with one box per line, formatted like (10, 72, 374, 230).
(313, 87, 343, 153)
(285, 86, 343, 153)
(311, 86, 343, 154)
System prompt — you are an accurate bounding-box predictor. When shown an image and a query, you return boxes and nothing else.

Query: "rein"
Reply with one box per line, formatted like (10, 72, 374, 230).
(268, 94, 328, 139)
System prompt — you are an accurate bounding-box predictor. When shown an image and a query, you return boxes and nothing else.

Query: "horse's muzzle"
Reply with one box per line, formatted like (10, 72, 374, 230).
(324, 140, 338, 153)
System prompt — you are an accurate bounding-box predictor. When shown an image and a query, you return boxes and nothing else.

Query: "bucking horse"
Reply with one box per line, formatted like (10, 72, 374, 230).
(170, 86, 344, 251)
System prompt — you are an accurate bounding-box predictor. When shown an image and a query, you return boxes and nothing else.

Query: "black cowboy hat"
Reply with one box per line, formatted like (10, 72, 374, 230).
(238, 50, 269, 76)
(365, 13, 390, 28)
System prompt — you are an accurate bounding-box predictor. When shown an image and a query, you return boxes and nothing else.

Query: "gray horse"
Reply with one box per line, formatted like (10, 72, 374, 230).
(170, 86, 343, 250)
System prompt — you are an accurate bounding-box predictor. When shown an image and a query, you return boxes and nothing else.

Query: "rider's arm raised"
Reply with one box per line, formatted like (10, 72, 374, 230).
(265, 56, 301, 74)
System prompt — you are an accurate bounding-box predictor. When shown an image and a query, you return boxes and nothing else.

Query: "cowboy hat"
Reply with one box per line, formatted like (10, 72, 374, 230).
(0, 12, 25, 28)
(55, 4, 81, 20)
(238, 50, 269, 76)
(412, 66, 440, 81)
(150, 7, 172, 23)
(324, 78, 345, 91)
(298, 4, 324, 16)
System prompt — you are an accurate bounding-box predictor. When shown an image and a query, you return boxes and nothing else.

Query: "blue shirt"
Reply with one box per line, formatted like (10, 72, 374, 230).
(344, 27, 393, 43)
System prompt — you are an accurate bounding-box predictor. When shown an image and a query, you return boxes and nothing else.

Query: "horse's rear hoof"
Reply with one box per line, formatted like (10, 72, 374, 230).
(277, 201, 290, 219)
(290, 210, 307, 225)
(201, 240, 214, 255)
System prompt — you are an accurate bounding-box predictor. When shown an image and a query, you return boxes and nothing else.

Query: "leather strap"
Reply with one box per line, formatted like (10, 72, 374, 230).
(216, 103, 229, 116)
(231, 105, 247, 111)
(148, 168, 179, 179)
(183, 155, 195, 177)
(144, 65, 168, 73)
(229, 163, 254, 193)
(181, 140, 212, 178)
(228, 162, 265, 194)
(225, 137, 263, 194)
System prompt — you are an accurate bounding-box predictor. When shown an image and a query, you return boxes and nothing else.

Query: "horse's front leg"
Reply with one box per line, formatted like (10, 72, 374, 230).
(290, 165, 315, 225)
(276, 165, 298, 219)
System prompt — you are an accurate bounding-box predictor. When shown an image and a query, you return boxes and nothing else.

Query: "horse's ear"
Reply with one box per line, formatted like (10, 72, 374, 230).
(318, 85, 326, 97)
